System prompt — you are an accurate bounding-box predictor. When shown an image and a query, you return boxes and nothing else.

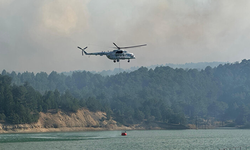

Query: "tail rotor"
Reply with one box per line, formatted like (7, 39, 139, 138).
(77, 46, 88, 55)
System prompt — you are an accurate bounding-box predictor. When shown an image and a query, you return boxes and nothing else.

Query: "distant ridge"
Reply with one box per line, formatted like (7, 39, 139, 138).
(165, 62, 227, 70)
(61, 62, 226, 76)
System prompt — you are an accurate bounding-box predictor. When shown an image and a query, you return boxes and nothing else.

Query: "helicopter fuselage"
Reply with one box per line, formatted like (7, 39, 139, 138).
(106, 50, 135, 60)
(78, 43, 145, 63)
(81, 49, 135, 62)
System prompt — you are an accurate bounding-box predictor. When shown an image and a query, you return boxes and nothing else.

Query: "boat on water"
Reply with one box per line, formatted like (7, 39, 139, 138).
(121, 131, 127, 136)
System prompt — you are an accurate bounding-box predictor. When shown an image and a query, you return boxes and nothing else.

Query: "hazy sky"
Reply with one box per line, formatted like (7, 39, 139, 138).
(1, 0, 250, 73)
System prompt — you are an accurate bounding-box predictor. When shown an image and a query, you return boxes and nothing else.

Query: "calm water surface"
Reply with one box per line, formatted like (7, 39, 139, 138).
(0, 129, 250, 150)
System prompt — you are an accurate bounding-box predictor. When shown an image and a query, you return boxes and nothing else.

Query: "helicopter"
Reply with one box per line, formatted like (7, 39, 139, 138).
(77, 43, 146, 63)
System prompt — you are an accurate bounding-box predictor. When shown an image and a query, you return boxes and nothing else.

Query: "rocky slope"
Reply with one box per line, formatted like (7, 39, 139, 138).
(0, 108, 130, 133)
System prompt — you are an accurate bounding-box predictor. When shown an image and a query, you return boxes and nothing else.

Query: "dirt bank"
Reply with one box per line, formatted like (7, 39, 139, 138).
(0, 108, 131, 133)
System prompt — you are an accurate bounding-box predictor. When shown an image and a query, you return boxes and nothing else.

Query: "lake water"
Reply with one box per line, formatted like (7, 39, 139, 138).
(0, 129, 250, 150)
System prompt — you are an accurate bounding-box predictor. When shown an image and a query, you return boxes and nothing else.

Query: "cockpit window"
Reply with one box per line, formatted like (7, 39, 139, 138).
(116, 51, 123, 54)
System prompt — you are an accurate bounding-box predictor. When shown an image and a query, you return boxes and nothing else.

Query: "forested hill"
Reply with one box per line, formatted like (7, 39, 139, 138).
(1, 59, 250, 127)
(66, 61, 225, 76)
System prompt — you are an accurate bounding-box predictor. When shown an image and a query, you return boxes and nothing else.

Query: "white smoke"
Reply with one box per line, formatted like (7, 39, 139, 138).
(1, 0, 250, 73)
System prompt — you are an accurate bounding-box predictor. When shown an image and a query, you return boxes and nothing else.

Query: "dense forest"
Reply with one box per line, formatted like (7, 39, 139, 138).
(1, 59, 250, 127)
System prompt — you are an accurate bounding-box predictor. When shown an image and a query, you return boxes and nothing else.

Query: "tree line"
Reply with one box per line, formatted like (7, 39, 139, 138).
(2, 59, 250, 126)
(0, 75, 108, 124)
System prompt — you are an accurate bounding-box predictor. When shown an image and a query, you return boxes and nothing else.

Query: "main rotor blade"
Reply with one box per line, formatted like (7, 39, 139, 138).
(113, 43, 120, 49)
(118, 44, 147, 49)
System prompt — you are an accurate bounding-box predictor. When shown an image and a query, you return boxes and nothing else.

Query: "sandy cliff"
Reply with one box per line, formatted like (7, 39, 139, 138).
(0, 108, 130, 133)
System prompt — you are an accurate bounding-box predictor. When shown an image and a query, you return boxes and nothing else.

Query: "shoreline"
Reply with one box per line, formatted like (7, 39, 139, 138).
(0, 123, 244, 134)
(0, 126, 244, 134)
(0, 126, 132, 134)
(0, 123, 187, 134)
(0, 126, 137, 134)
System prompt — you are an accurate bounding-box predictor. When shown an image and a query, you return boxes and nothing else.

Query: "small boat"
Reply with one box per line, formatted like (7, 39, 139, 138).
(121, 131, 127, 136)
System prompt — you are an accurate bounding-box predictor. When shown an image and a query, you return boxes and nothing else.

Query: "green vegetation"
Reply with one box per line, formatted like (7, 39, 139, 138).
(2, 59, 250, 127)
(0, 75, 105, 124)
